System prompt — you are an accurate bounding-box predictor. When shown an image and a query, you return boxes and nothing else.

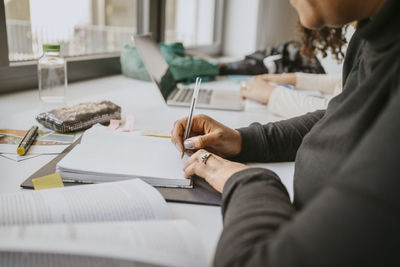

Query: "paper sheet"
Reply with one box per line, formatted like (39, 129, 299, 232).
(140, 130, 171, 138)
(0, 153, 41, 162)
(0, 144, 69, 155)
(0, 220, 207, 267)
(0, 129, 75, 161)
(0, 128, 77, 145)
(0, 179, 170, 226)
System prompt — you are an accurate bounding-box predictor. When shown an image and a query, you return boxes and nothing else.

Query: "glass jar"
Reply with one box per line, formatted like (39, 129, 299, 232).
(38, 44, 67, 104)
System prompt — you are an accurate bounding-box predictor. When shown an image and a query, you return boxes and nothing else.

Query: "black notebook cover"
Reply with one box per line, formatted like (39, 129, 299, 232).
(20, 139, 221, 206)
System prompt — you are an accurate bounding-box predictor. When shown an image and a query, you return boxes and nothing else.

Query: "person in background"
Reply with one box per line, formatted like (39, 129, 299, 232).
(171, 0, 400, 266)
(240, 72, 341, 118)
(240, 23, 351, 118)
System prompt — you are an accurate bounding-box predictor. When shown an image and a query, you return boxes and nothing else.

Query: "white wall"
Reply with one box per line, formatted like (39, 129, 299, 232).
(256, 0, 298, 50)
(222, 0, 259, 57)
(222, 0, 298, 57)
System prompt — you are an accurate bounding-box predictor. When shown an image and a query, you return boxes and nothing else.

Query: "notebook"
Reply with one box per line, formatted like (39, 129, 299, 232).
(0, 179, 207, 267)
(56, 125, 191, 187)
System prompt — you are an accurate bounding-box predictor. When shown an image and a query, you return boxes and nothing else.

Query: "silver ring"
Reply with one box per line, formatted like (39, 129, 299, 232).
(240, 81, 247, 89)
(201, 153, 212, 165)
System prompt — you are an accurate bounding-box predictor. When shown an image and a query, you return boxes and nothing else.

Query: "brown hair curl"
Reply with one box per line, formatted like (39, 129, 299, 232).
(299, 24, 348, 63)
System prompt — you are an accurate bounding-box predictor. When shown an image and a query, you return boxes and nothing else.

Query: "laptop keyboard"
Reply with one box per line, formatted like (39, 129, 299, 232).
(175, 89, 213, 104)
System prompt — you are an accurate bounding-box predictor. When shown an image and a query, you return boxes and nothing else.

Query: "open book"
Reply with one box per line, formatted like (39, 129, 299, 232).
(0, 179, 207, 267)
(56, 125, 191, 187)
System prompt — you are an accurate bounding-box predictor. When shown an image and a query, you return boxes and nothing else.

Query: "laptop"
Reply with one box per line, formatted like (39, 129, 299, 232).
(135, 34, 244, 111)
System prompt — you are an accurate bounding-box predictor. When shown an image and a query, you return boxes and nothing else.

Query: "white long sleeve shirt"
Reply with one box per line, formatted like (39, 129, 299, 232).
(268, 73, 342, 118)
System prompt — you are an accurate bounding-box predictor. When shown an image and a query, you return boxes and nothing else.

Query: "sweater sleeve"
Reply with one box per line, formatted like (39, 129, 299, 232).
(268, 86, 331, 118)
(214, 84, 400, 267)
(295, 73, 342, 94)
(235, 110, 324, 162)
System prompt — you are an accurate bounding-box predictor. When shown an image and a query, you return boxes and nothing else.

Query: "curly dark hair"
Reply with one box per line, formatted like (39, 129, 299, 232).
(299, 23, 348, 63)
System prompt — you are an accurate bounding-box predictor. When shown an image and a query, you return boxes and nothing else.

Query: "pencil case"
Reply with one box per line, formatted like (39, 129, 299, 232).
(36, 101, 121, 133)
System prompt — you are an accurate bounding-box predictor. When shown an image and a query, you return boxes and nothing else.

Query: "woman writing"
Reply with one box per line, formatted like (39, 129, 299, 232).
(171, 0, 400, 266)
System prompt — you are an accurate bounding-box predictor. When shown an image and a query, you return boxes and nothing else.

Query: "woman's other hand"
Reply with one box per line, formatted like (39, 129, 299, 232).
(183, 149, 248, 193)
(171, 114, 242, 158)
(240, 73, 296, 104)
(240, 76, 276, 104)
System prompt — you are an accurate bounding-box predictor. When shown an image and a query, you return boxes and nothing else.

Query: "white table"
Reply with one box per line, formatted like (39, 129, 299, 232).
(0, 75, 294, 265)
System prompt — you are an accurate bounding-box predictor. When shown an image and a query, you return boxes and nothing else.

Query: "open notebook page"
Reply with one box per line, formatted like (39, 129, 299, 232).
(0, 220, 207, 267)
(0, 179, 170, 226)
(57, 125, 189, 186)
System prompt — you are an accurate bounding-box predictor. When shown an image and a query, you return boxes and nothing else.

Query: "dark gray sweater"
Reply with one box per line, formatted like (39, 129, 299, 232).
(214, 1, 400, 266)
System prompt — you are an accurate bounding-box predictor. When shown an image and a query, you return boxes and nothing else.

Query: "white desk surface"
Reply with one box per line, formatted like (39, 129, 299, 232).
(0, 75, 294, 265)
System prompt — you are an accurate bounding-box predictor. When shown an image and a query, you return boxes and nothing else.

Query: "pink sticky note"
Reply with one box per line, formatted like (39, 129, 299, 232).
(107, 119, 120, 131)
(122, 114, 135, 132)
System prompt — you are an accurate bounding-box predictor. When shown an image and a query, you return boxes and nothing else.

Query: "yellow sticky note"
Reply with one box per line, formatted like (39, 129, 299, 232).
(32, 173, 64, 190)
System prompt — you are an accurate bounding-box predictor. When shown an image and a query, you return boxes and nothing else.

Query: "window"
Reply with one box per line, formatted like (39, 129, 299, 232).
(165, 0, 215, 47)
(4, 0, 137, 62)
(0, 0, 224, 93)
(164, 0, 223, 55)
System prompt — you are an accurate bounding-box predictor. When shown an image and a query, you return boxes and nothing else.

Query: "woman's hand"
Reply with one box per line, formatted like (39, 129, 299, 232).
(240, 73, 297, 104)
(171, 114, 242, 158)
(240, 76, 277, 104)
(184, 149, 248, 193)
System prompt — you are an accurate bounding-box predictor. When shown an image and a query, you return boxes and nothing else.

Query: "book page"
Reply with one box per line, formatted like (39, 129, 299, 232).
(0, 220, 207, 267)
(0, 179, 170, 226)
(0, 252, 149, 267)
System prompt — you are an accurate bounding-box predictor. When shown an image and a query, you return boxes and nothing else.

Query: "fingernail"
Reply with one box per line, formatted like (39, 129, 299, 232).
(184, 140, 194, 149)
(175, 143, 181, 152)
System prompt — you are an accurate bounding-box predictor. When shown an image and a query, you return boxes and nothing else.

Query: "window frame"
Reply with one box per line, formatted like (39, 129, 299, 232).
(194, 0, 225, 56)
(159, 0, 224, 56)
(0, 0, 224, 94)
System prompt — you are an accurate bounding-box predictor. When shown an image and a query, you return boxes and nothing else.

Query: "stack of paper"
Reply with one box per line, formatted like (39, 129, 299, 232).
(57, 125, 191, 187)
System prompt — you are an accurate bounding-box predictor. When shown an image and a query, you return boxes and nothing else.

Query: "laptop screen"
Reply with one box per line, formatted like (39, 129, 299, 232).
(134, 34, 176, 100)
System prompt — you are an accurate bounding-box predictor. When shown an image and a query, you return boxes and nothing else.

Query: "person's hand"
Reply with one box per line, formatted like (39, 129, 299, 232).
(256, 73, 296, 85)
(183, 149, 248, 193)
(240, 76, 276, 104)
(171, 114, 242, 158)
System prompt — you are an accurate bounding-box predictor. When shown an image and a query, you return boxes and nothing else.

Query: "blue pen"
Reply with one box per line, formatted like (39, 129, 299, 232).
(278, 84, 294, 90)
(269, 82, 294, 90)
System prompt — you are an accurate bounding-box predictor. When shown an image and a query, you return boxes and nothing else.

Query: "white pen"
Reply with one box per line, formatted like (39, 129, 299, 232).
(181, 77, 202, 158)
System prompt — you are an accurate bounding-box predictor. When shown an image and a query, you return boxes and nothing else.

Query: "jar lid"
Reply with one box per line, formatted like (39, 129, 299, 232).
(43, 44, 60, 52)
